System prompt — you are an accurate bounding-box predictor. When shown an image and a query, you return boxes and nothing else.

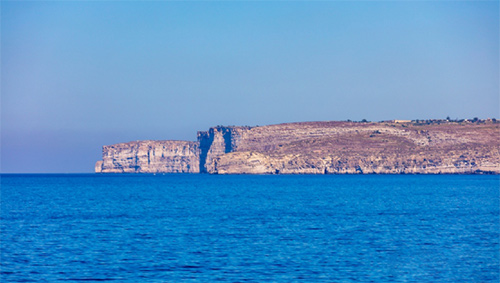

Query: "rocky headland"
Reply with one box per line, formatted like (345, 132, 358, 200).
(95, 120, 499, 174)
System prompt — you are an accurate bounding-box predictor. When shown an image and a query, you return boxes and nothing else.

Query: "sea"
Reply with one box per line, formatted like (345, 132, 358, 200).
(1, 174, 498, 282)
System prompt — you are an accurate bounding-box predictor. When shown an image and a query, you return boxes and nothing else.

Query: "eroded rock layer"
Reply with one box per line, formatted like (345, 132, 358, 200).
(96, 140, 199, 173)
(96, 121, 500, 174)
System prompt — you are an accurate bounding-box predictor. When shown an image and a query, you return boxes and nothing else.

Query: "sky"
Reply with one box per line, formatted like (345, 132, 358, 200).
(1, 1, 499, 173)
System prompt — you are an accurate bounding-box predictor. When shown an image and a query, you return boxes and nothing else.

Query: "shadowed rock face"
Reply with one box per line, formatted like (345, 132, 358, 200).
(197, 126, 250, 173)
(96, 121, 500, 174)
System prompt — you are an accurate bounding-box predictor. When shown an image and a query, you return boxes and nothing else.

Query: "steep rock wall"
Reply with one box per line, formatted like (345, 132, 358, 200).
(197, 126, 250, 172)
(96, 140, 199, 173)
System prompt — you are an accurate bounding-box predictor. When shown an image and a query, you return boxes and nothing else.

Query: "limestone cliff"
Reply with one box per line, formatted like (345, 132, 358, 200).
(96, 140, 199, 173)
(197, 126, 250, 173)
(210, 121, 499, 174)
(96, 121, 500, 174)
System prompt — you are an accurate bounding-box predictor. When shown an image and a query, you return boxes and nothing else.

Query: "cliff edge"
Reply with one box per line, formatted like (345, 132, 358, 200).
(96, 120, 500, 174)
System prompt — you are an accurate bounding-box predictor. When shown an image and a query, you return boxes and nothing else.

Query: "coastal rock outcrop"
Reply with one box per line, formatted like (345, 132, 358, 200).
(96, 121, 500, 174)
(97, 140, 199, 173)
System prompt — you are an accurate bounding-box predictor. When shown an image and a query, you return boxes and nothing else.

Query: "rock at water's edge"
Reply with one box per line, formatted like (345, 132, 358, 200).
(95, 161, 103, 173)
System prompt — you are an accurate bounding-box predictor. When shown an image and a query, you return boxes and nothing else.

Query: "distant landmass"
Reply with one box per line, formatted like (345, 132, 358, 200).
(95, 119, 499, 174)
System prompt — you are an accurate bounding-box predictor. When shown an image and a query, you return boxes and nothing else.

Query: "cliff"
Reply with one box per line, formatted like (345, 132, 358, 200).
(96, 140, 199, 173)
(96, 121, 500, 174)
(197, 126, 251, 173)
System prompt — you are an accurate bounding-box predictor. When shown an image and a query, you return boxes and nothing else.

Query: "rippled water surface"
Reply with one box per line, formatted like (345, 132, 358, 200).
(1, 174, 499, 282)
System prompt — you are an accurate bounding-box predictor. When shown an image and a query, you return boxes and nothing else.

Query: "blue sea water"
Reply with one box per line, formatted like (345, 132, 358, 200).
(1, 174, 498, 282)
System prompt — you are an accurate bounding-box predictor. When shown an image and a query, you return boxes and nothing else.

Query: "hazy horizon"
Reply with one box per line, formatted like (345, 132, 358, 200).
(2, 1, 499, 173)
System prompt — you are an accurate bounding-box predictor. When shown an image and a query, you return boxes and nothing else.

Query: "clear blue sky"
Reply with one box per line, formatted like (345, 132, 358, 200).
(1, 1, 498, 173)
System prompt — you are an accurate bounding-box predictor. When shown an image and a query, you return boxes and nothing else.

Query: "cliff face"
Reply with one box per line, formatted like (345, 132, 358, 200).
(96, 121, 500, 174)
(211, 122, 499, 174)
(96, 140, 199, 173)
(197, 126, 250, 173)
